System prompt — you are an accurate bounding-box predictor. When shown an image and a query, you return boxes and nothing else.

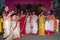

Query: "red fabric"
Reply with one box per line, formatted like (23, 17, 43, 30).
(45, 30, 54, 35)
(19, 15, 26, 35)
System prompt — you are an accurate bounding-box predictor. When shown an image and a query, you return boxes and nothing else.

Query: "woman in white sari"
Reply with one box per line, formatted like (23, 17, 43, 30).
(25, 12, 31, 34)
(31, 11, 38, 34)
(2, 6, 14, 40)
(45, 15, 54, 35)
(12, 14, 20, 40)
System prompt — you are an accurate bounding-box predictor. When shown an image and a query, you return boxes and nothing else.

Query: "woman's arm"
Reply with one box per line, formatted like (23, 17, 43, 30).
(4, 11, 14, 20)
(16, 16, 21, 21)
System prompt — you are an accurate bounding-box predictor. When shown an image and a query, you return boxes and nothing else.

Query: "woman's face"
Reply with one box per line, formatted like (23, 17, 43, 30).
(21, 11, 23, 15)
(30, 13, 31, 15)
(51, 14, 55, 18)
(41, 12, 44, 15)
(27, 12, 29, 15)
(32, 12, 35, 15)
(47, 16, 51, 20)
(5, 7, 9, 12)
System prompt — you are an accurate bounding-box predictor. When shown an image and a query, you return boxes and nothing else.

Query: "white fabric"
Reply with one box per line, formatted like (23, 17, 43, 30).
(45, 20, 54, 31)
(3, 16, 13, 40)
(12, 15, 20, 38)
(31, 15, 38, 34)
(56, 19, 59, 32)
(26, 16, 31, 34)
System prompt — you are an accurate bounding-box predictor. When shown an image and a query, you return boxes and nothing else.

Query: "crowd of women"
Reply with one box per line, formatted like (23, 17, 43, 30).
(0, 6, 59, 40)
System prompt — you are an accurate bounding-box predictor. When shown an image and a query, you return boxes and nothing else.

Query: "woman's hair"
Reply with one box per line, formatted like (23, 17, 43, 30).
(0, 7, 5, 18)
(39, 10, 45, 15)
(25, 12, 31, 15)
(49, 10, 53, 15)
